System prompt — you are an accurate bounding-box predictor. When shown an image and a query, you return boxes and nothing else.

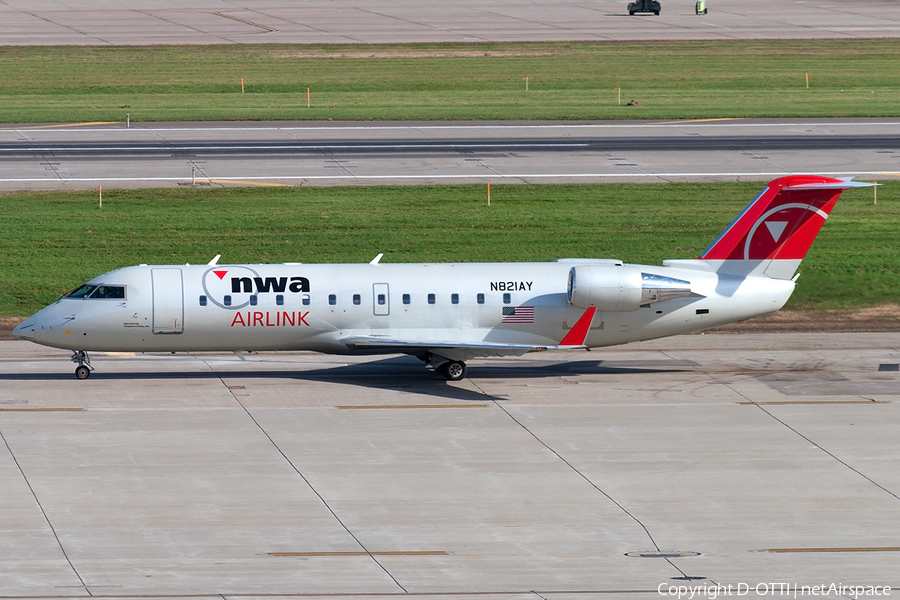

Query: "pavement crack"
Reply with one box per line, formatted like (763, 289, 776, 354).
(0, 426, 91, 595)
(725, 383, 900, 503)
(468, 380, 667, 558)
(208, 366, 408, 592)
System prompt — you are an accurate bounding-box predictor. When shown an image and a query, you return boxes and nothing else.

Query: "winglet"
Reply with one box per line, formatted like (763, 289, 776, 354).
(559, 307, 596, 346)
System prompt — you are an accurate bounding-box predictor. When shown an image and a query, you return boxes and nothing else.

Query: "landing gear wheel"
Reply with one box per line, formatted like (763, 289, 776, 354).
(71, 350, 94, 379)
(440, 360, 467, 381)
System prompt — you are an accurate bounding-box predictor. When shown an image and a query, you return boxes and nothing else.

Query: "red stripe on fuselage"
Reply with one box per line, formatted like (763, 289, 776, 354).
(560, 307, 596, 346)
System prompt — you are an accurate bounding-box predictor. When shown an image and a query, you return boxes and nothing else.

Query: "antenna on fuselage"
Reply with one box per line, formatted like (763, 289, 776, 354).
(369, 253, 384, 265)
(207, 254, 221, 266)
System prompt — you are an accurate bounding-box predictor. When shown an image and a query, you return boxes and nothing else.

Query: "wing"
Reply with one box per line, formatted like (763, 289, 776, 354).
(342, 336, 550, 362)
(341, 307, 597, 362)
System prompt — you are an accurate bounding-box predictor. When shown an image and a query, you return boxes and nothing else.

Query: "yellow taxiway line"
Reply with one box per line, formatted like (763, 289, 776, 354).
(0, 122, 120, 130)
(201, 179, 294, 188)
(0, 408, 85, 412)
(269, 551, 448, 557)
(763, 547, 900, 553)
(336, 404, 488, 409)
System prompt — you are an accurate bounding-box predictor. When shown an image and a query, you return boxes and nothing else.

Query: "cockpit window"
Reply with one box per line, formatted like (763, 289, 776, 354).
(94, 286, 125, 299)
(66, 284, 125, 299)
(67, 285, 97, 299)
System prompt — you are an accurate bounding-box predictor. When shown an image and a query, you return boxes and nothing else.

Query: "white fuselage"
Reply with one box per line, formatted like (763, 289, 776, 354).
(18, 259, 794, 355)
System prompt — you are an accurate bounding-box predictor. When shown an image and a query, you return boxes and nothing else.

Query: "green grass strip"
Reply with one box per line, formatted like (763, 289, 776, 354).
(0, 181, 895, 317)
(1, 40, 899, 122)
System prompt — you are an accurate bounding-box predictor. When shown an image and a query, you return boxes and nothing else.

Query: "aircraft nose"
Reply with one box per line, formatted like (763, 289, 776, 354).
(13, 316, 35, 340)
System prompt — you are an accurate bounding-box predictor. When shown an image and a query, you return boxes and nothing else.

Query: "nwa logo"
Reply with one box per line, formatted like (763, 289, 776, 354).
(230, 275, 309, 294)
(743, 203, 829, 260)
(202, 267, 309, 310)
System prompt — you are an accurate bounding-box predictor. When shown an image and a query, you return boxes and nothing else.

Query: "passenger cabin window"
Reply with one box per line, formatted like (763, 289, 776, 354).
(402, 294, 411, 305)
(199, 296, 207, 306)
(427, 293, 436, 305)
(503, 293, 511, 304)
(477, 293, 485, 305)
(224, 295, 232, 307)
(249, 295, 258, 306)
(276, 295, 285, 306)
(377, 294, 386, 305)
(328, 294, 337, 306)
(451, 293, 459, 305)
(353, 294, 361, 305)
(301, 294, 310, 306)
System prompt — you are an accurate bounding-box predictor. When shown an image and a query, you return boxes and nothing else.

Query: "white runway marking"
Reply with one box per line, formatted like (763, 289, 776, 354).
(5, 121, 900, 134)
(0, 171, 892, 185)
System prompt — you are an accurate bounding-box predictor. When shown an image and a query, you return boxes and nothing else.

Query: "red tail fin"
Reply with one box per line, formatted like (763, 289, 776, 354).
(700, 175, 868, 262)
(696, 176, 872, 279)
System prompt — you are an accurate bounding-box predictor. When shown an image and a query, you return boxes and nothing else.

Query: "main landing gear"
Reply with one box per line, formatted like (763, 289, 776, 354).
(422, 353, 468, 381)
(71, 350, 93, 379)
(437, 360, 468, 381)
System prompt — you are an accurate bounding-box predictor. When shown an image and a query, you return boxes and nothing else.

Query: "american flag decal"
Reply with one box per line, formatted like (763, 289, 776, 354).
(502, 306, 535, 324)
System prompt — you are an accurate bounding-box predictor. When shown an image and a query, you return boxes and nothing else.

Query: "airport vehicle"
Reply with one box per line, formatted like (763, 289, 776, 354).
(628, 0, 661, 15)
(14, 175, 870, 380)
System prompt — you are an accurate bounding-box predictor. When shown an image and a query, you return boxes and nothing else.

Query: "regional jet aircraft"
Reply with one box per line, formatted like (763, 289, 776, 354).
(14, 175, 871, 380)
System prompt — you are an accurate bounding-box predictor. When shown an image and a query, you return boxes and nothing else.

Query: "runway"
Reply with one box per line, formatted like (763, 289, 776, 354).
(1, 119, 899, 189)
(1, 0, 898, 45)
(1, 332, 899, 598)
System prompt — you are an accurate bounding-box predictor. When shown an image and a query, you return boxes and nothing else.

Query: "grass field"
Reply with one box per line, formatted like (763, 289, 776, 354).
(1, 40, 899, 122)
(2, 40, 898, 322)
(0, 181, 895, 318)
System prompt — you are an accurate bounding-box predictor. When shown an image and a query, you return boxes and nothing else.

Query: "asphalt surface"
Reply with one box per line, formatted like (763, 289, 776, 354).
(1, 333, 899, 598)
(1, 0, 898, 45)
(2, 119, 899, 189)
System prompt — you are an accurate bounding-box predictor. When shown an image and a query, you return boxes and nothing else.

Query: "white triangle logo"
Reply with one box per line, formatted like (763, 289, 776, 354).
(765, 221, 788, 242)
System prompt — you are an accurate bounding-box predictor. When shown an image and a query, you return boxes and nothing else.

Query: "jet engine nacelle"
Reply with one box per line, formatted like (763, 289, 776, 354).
(567, 265, 696, 311)
(567, 265, 644, 312)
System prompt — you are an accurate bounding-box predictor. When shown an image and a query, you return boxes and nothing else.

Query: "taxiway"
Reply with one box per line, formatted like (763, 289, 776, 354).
(1, 333, 899, 598)
(0, 0, 898, 45)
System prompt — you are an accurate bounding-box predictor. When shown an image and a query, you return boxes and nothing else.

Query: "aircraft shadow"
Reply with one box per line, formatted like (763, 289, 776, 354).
(0, 357, 696, 400)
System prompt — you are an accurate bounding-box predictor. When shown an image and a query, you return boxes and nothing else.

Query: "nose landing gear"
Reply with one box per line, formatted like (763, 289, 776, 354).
(71, 351, 93, 379)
